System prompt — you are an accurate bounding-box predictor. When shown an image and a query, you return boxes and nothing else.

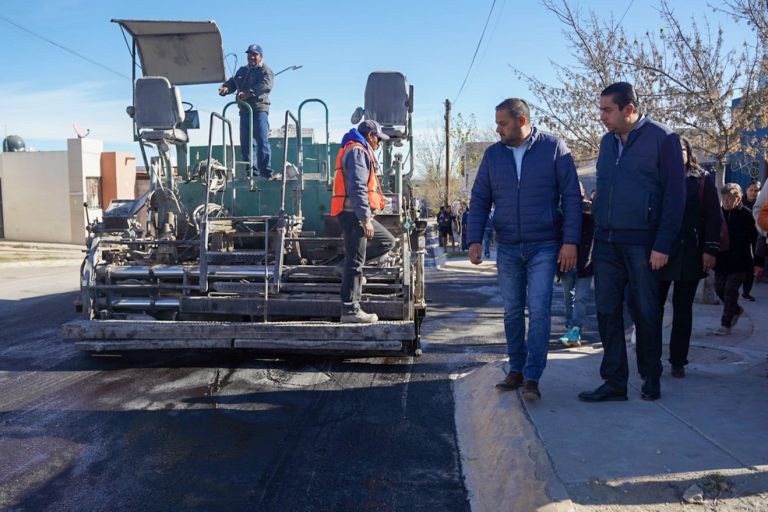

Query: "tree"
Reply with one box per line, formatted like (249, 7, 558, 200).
(512, 0, 664, 163)
(516, 0, 768, 180)
(626, 0, 768, 186)
(414, 112, 490, 211)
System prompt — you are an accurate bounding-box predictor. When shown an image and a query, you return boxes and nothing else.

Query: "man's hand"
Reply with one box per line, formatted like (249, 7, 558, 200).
(362, 219, 374, 240)
(237, 91, 247, 100)
(558, 243, 577, 272)
(650, 250, 669, 270)
(702, 253, 716, 273)
(755, 265, 764, 280)
(218, 86, 229, 96)
(469, 243, 483, 265)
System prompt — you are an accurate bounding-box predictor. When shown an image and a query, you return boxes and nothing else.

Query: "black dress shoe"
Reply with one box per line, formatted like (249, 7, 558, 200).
(742, 293, 755, 302)
(671, 366, 685, 378)
(578, 382, 628, 402)
(641, 375, 661, 401)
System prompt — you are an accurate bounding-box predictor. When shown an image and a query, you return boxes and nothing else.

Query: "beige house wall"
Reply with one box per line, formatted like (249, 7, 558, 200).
(0, 138, 104, 244)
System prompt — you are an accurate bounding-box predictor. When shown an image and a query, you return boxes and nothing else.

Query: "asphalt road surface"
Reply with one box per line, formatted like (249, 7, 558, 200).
(0, 261, 510, 512)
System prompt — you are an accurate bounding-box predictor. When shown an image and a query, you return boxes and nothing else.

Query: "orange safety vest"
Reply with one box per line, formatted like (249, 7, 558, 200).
(330, 140, 387, 216)
(758, 201, 768, 233)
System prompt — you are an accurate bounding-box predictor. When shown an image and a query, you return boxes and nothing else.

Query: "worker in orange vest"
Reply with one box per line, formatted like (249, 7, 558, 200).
(331, 120, 396, 323)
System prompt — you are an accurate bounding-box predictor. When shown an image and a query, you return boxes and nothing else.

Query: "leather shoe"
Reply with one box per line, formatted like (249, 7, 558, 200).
(671, 366, 685, 378)
(496, 370, 523, 390)
(641, 375, 661, 401)
(522, 380, 541, 401)
(578, 382, 628, 402)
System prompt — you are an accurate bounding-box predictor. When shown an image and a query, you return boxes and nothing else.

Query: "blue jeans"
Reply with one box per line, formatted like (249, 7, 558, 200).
(561, 269, 592, 329)
(593, 240, 662, 388)
(239, 110, 272, 178)
(496, 240, 559, 382)
(483, 228, 493, 257)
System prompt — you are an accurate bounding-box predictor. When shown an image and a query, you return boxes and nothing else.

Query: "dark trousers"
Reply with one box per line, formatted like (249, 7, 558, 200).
(659, 279, 699, 368)
(239, 110, 272, 177)
(715, 271, 745, 327)
(438, 226, 453, 248)
(742, 261, 755, 296)
(338, 212, 396, 312)
(593, 240, 663, 388)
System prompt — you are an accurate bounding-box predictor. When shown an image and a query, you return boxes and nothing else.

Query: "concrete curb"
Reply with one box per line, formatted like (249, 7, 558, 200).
(453, 360, 574, 512)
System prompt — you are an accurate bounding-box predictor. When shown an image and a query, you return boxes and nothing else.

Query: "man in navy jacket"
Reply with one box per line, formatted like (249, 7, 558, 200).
(218, 44, 274, 179)
(579, 82, 685, 403)
(468, 98, 581, 401)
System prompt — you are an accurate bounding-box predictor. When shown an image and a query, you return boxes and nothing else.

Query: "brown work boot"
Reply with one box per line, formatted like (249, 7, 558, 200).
(522, 380, 541, 401)
(495, 370, 524, 390)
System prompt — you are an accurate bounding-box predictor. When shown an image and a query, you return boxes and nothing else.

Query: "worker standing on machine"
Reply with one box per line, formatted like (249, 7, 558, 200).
(218, 44, 274, 180)
(331, 120, 396, 323)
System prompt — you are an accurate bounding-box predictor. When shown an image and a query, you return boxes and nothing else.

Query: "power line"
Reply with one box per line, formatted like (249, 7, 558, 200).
(453, 0, 497, 106)
(617, 0, 635, 26)
(0, 15, 130, 80)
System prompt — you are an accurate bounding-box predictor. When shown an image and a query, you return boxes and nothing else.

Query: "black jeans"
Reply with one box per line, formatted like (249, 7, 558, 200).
(659, 279, 699, 368)
(715, 271, 745, 327)
(593, 241, 663, 388)
(742, 258, 755, 296)
(338, 212, 396, 312)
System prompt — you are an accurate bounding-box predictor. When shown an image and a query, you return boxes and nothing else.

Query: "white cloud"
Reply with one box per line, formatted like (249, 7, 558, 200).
(0, 81, 134, 146)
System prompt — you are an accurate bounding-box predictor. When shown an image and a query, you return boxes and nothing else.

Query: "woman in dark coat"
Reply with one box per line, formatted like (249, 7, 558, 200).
(714, 183, 762, 335)
(656, 137, 721, 378)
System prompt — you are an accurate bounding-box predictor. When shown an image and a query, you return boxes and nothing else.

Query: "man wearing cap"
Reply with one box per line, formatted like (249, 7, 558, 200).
(331, 120, 397, 323)
(218, 44, 274, 179)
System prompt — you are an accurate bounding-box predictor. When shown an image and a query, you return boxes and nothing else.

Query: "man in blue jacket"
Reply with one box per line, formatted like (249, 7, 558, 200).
(467, 98, 581, 401)
(218, 44, 274, 179)
(579, 82, 685, 403)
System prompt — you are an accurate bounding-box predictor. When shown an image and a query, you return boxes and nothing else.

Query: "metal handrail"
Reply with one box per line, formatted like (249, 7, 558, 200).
(298, 99, 330, 184)
(199, 111, 234, 292)
(272, 110, 301, 293)
(222, 101, 256, 191)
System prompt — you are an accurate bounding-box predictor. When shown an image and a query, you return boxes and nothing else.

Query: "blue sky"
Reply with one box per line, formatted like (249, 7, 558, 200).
(0, 0, 746, 154)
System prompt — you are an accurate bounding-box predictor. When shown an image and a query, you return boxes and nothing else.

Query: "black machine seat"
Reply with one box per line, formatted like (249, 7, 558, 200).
(364, 71, 410, 139)
(133, 76, 187, 145)
(140, 129, 188, 144)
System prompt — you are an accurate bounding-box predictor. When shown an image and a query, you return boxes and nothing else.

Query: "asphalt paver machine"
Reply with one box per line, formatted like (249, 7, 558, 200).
(62, 20, 426, 356)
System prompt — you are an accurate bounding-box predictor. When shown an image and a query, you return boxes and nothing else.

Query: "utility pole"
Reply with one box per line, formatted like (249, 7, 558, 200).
(444, 99, 451, 207)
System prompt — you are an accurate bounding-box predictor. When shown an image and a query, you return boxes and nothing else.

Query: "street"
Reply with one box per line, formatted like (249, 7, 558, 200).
(0, 261, 506, 512)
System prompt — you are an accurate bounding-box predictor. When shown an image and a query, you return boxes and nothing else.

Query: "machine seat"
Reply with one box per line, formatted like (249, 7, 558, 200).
(140, 129, 189, 144)
(133, 76, 187, 145)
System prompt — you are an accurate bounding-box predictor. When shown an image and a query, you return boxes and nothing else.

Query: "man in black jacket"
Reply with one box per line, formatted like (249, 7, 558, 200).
(579, 82, 685, 403)
(218, 44, 274, 179)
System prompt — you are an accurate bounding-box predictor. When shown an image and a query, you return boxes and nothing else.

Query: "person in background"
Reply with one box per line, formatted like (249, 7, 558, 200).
(656, 137, 721, 377)
(218, 44, 274, 180)
(579, 82, 685, 403)
(713, 184, 762, 335)
(743, 181, 760, 210)
(741, 181, 761, 301)
(467, 97, 581, 401)
(558, 181, 594, 347)
(437, 205, 456, 249)
(460, 202, 470, 251)
(483, 208, 495, 258)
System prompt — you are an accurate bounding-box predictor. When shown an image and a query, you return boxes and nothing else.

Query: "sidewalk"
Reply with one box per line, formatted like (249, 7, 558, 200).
(445, 257, 768, 511)
(0, 240, 84, 266)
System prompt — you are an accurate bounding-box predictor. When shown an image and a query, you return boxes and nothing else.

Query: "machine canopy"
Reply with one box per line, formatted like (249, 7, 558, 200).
(112, 19, 226, 85)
